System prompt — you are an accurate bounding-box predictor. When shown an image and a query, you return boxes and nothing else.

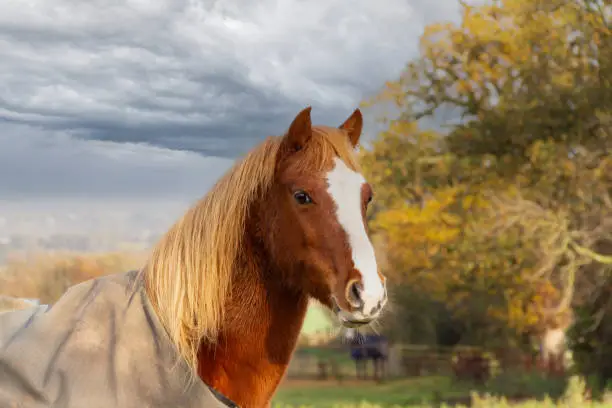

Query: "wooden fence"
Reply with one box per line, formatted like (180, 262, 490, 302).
(286, 343, 563, 382)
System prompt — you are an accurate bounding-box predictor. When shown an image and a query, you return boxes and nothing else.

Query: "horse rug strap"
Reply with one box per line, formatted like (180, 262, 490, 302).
(0, 270, 235, 408)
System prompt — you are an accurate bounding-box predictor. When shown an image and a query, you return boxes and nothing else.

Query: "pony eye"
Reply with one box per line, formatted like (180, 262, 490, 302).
(293, 190, 313, 205)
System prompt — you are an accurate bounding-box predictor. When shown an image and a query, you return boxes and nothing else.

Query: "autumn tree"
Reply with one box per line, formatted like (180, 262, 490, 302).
(361, 0, 612, 359)
(378, 0, 611, 160)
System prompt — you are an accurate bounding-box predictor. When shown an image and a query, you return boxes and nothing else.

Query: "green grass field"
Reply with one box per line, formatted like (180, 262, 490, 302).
(272, 375, 612, 408)
(273, 377, 472, 407)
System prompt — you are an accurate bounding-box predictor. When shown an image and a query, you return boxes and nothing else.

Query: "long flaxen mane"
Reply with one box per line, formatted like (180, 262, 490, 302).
(143, 125, 360, 373)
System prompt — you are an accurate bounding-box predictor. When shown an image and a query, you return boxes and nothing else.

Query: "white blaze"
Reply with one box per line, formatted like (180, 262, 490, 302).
(326, 157, 385, 317)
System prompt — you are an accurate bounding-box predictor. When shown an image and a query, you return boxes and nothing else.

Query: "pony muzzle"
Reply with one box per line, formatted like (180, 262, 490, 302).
(333, 278, 387, 328)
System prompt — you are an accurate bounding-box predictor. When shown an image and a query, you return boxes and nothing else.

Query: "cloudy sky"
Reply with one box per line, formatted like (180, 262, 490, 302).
(0, 0, 465, 244)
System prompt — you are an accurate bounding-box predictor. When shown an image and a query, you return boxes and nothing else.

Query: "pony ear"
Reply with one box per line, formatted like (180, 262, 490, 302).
(283, 106, 313, 152)
(339, 108, 363, 148)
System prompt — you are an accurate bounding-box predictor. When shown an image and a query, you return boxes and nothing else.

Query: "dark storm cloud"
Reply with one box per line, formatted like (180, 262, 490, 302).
(0, 123, 233, 199)
(0, 0, 464, 159)
(0, 0, 472, 251)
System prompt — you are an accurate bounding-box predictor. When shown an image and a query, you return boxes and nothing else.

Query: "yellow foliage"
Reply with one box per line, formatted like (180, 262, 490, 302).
(360, 0, 611, 346)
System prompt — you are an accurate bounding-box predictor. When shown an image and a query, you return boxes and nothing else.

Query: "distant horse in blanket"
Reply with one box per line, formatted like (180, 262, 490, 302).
(348, 331, 389, 381)
(0, 107, 388, 408)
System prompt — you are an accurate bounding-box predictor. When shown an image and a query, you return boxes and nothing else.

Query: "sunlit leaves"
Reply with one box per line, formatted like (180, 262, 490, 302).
(360, 0, 612, 349)
(370, 0, 612, 161)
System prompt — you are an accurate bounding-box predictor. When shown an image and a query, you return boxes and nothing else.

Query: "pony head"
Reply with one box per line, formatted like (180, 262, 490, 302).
(145, 106, 387, 374)
(263, 106, 387, 328)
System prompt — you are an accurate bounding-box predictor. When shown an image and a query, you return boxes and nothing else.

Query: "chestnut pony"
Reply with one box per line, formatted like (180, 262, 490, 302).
(144, 107, 387, 407)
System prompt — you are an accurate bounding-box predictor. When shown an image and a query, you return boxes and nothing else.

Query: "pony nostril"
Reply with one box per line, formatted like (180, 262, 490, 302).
(351, 283, 361, 301)
(346, 280, 364, 309)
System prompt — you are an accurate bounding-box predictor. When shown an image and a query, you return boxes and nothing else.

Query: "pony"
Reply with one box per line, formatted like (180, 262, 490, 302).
(346, 331, 389, 381)
(0, 107, 386, 408)
(144, 106, 388, 406)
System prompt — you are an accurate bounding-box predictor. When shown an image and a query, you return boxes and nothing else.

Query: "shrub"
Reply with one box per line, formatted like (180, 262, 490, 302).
(0, 251, 146, 304)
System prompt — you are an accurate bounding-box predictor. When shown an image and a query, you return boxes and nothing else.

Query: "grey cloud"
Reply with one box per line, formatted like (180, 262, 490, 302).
(0, 123, 233, 199)
(0, 0, 469, 253)
(0, 0, 463, 158)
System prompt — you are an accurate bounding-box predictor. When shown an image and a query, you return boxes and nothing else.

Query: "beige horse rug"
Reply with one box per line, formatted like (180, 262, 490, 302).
(0, 270, 237, 408)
